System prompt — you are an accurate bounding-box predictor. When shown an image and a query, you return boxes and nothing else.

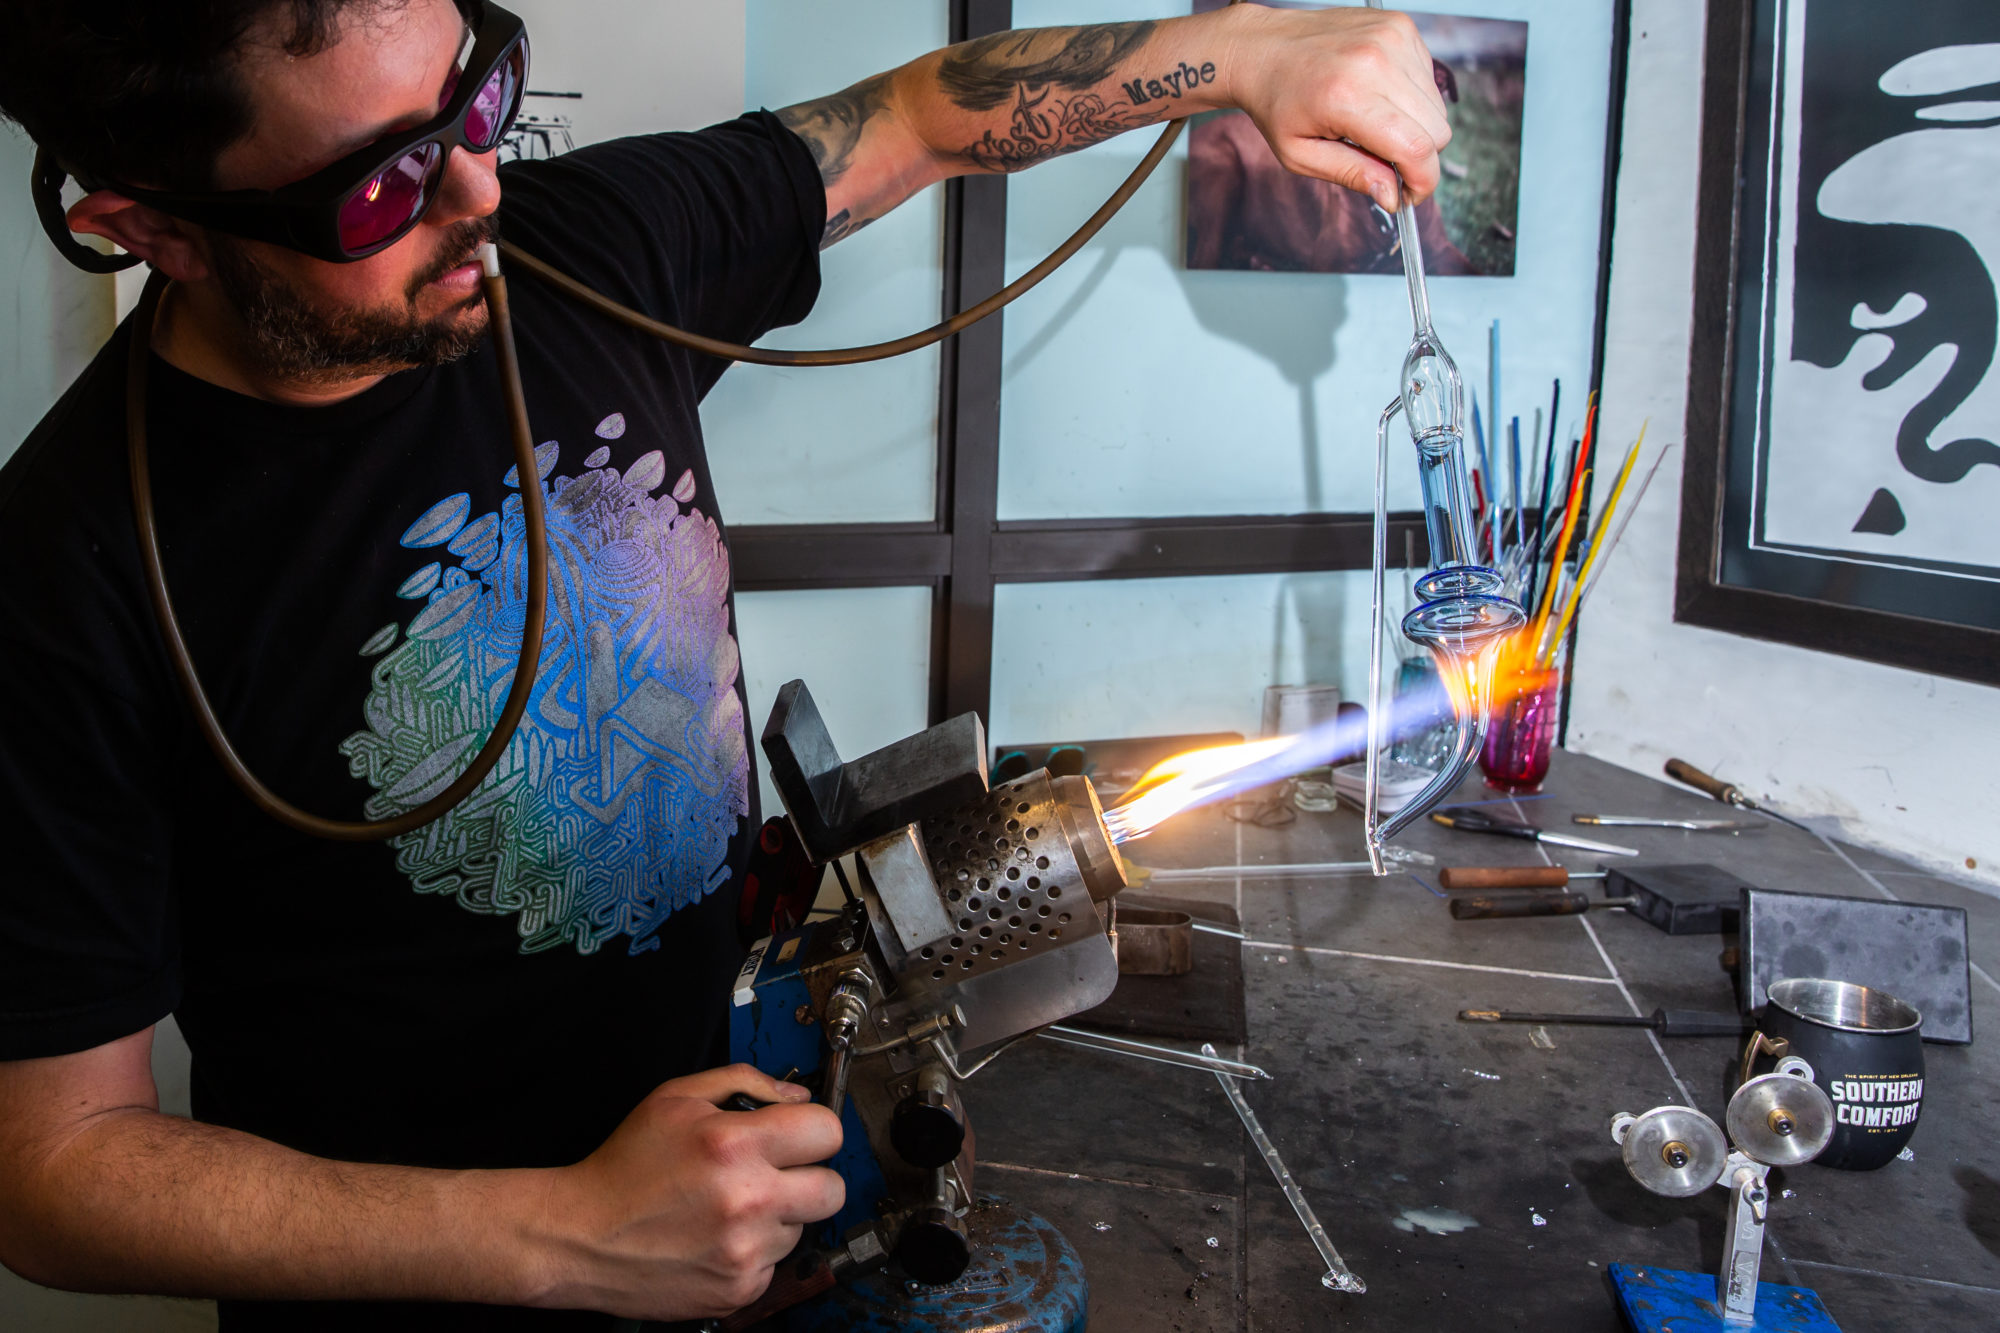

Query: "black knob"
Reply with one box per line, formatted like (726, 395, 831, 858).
(891, 1095, 966, 1169)
(896, 1207, 972, 1285)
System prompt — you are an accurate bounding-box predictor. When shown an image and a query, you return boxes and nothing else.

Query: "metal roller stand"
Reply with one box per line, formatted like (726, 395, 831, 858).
(1606, 1057, 1842, 1331)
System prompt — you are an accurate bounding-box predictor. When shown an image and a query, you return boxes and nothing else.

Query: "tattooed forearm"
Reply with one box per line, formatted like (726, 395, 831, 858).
(959, 85, 1144, 173)
(947, 43, 1224, 174)
(777, 72, 894, 185)
(776, 15, 1229, 244)
(937, 23, 1157, 111)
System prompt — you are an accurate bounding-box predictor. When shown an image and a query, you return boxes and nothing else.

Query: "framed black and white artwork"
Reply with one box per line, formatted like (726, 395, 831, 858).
(1680, 0, 2000, 683)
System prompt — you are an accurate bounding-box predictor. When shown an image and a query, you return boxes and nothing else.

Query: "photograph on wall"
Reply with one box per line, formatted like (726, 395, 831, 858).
(1184, 1, 1526, 277)
(1719, 0, 1999, 632)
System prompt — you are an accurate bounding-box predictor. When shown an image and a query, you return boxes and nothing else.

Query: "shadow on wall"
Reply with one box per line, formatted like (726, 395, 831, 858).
(1001, 158, 1353, 513)
(1274, 573, 1352, 697)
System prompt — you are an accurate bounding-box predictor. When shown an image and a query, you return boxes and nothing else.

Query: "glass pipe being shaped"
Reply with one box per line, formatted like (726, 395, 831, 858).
(1362, 196, 1525, 873)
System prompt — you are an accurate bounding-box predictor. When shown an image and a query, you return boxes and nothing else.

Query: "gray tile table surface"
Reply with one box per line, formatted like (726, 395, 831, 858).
(959, 749, 2000, 1331)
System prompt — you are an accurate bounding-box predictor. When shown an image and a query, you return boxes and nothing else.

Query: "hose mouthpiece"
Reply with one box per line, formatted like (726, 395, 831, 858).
(478, 242, 501, 278)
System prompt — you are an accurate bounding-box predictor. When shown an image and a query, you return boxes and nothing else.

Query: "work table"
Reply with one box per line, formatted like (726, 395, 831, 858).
(957, 749, 2000, 1331)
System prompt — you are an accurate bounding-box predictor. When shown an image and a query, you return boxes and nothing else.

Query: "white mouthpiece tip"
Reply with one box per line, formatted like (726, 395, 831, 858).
(477, 242, 500, 278)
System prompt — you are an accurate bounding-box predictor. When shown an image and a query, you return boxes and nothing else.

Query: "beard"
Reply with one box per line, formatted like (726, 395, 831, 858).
(207, 216, 500, 384)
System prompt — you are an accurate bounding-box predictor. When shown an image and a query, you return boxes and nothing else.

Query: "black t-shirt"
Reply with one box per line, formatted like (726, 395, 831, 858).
(0, 113, 823, 1329)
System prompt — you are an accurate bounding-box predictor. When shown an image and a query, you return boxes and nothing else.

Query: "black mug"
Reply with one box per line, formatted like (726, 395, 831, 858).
(1741, 977, 1924, 1171)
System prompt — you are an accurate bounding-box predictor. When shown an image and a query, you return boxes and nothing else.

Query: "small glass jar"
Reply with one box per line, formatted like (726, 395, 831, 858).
(1479, 662, 1563, 792)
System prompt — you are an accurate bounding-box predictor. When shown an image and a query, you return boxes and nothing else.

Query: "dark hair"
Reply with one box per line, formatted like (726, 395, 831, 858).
(0, 1, 474, 192)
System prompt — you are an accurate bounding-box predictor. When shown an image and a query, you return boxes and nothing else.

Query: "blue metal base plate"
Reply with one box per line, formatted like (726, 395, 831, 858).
(786, 1196, 1087, 1333)
(1610, 1263, 1841, 1332)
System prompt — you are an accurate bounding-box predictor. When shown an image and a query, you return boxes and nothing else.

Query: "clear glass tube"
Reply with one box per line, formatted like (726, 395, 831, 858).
(1363, 167, 1525, 871)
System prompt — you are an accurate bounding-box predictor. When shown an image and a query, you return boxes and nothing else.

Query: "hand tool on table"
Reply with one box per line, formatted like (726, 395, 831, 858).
(1662, 758, 1816, 835)
(1460, 1006, 1748, 1036)
(1430, 804, 1639, 856)
(1575, 814, 1764, 832)
(1438, 865, 1607, 890)
(1450, 891, 1633, 920)
(1442, 863, 1749, 934)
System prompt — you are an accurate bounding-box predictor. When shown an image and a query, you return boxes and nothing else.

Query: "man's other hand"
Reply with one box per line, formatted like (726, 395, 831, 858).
(1224, 4, 1453, 212)
(532, 1064, 845, 1321)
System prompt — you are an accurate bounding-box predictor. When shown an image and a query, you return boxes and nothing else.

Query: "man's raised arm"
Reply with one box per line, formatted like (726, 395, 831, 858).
(777, 4, 1451, 247)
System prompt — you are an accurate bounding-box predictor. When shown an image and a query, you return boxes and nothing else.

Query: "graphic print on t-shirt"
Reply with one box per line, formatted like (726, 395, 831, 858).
(339, 412, 749, 956)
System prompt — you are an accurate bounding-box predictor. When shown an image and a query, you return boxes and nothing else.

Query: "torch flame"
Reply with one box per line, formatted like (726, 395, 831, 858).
(1102, 622, 1557, 845)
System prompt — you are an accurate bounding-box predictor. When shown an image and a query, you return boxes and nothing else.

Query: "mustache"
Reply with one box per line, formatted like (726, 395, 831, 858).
(407, 215, 502, 300)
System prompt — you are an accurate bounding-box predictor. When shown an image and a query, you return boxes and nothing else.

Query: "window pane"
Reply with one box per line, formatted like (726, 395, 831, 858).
(990, 570, 1375, 745)
(706, 1, 950, 524)
(737, 585, 934, 818)
(998, 0, 1613, 520)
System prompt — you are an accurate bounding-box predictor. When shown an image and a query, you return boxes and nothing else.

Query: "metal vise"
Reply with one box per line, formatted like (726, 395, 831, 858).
(722, 680, 1126, 1324)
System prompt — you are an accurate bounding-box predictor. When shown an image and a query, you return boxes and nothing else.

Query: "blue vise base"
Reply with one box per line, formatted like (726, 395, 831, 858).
(730, 920, 888, 1240)
(1608, 1263, 1841, 1332)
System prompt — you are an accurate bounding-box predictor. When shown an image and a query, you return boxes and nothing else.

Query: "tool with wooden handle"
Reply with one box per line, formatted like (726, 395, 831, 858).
(1663, 758, 1751, 807)
(1438, 866, 1608, 890)
(1450, 891, 1635, 919)
(1443, 863, 1745, 934)
(1663, 760, 1815, 836)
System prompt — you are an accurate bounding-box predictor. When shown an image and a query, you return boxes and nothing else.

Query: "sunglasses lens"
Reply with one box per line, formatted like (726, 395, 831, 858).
(338, 141, 444, 255)
(466, 43, 525, 150)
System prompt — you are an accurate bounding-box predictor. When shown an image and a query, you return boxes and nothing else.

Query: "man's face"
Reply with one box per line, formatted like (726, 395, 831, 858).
(205, 0, 504, 381)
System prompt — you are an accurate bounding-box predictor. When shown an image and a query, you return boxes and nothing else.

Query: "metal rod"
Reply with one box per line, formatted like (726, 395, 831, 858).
(1192, 921, 1246, 940)
(1203, 1043, 1364, 1294)
(1364, 395, 1401, 877)
(1041, 1026, 1271, 1080)
(1145, 860, 1381, 882)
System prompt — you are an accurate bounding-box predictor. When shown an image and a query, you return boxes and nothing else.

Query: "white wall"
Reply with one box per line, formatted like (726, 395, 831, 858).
(0, 130, 112, 468)
(1567, 0, 1997, 886)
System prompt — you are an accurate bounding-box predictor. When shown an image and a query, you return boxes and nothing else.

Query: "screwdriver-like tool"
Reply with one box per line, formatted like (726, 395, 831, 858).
(1449, 891, 1633, 920)
(1460, 1007, 1748, 1037)
(1662, 759, 1812, 834)
(1430, 806, 1639, 856)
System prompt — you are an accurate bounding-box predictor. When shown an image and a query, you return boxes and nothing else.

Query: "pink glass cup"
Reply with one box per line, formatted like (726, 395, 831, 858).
(1479, 666, 1563, 792)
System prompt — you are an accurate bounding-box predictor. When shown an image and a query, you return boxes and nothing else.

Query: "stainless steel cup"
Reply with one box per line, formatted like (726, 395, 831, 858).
(1741, 978, 1923, 1171)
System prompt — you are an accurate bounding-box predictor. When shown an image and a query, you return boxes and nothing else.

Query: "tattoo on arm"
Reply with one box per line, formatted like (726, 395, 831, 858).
(777, 72, 895, 186)
(777, 21, 1221, 244)
(936, 23, 1157, 110)
(935, 23, 1220, 173)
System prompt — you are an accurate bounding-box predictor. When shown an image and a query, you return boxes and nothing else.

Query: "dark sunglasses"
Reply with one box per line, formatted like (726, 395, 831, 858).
(92, 3, 527, 263)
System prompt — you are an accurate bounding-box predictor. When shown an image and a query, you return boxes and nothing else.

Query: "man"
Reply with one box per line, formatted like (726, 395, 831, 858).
(0, 1, 1448, 1326)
